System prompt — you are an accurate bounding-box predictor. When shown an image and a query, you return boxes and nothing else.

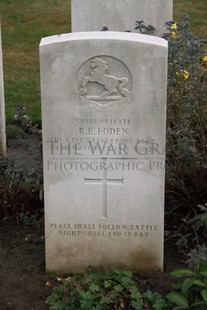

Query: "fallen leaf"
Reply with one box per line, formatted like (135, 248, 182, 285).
(57, 276, 71, 283)
(45, 281, 52, 287)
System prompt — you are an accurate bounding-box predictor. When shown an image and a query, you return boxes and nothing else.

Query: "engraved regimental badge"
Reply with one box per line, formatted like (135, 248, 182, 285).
(76, 56, 133, 112)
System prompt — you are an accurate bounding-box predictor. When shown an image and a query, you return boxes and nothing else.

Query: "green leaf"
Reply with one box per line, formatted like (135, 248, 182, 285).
(89, 283, 100, 293)
(166, 292, 189, 308)
(171, 269, 194, 278)
(121, 276, 134, 287)
(143, 289, 154, 300)
(200, 271, 207, 278)
(104, 280, 112, 288)
(114, 284, 124, 293)
(130, 299, 143, 310)
(130, 287, 142, 300)
(192, 280, 206, 288)
(100, 295, 112, 305)
(181, 278, 195, 295)
(201, 289, 207, 302)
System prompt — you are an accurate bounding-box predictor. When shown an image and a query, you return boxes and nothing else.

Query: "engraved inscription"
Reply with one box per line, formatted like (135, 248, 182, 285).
(47, 159, 165, 172)
(46, 135, 165, 158)
(76, 56, 133, 111)
(49, 223, 158, 239)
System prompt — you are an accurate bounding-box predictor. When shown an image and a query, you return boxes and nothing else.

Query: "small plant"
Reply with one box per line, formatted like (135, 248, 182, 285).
(6, 124, 26, 139)
(13, 104, 41, 134)
(135, 20, 155, 35)
(164, 15, 207, 247)
(186, 245, 207, 273)
(6, 104, 41, 139)
(18, 211, 44, 230)
(46, 269, 171, 310)
(2, 163, 43, 191)
(167, 268, 207, 309)
(142, 290, 170, 310)
(166, 246, 207, 309)
(191, 203, 207, 234)
(101, 20, 155, 35)
(165, 15, 207, 208)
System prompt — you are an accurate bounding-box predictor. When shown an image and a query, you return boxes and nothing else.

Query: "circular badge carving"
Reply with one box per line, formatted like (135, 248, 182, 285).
(75, 56, 133, 112)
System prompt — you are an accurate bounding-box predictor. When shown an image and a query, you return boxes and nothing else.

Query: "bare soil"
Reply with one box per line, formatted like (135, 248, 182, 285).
(0, 136, 186, 309)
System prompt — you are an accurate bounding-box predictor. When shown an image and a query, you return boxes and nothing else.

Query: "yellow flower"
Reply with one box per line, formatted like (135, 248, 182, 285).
(170, 23, 177, 38)
(171, 23, 177, 30)
(176, 69, 190, 80)
(171, 31, 176, 39)
(202, 55, 207, 62)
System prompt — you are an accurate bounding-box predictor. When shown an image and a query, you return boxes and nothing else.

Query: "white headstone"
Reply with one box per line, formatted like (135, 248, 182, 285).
(71, 0, 173, 37)
(40, 31, 168, 273)
(0, 22, 6, 156)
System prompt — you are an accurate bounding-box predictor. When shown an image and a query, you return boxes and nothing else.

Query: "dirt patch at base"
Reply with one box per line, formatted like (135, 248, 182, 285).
(0, 220, 53, 310)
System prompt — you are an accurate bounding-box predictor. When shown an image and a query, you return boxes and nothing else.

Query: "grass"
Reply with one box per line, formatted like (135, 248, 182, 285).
(1, 0, 207, 124)
(1, 0, 70, 123)
(174, 0, 207, 34)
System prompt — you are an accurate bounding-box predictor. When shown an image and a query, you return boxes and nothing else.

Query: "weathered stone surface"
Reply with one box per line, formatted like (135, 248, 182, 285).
(40, 31, 168, 273)
(71, 0, 173, 36)
(0, 22, 6, 156)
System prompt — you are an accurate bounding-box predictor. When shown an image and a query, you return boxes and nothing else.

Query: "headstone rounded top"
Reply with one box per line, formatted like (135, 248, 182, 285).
(40, 31, 168, 48)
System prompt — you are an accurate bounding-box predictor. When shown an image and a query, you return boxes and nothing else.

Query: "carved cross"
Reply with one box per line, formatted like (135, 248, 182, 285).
(84, 158, 124, 218)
